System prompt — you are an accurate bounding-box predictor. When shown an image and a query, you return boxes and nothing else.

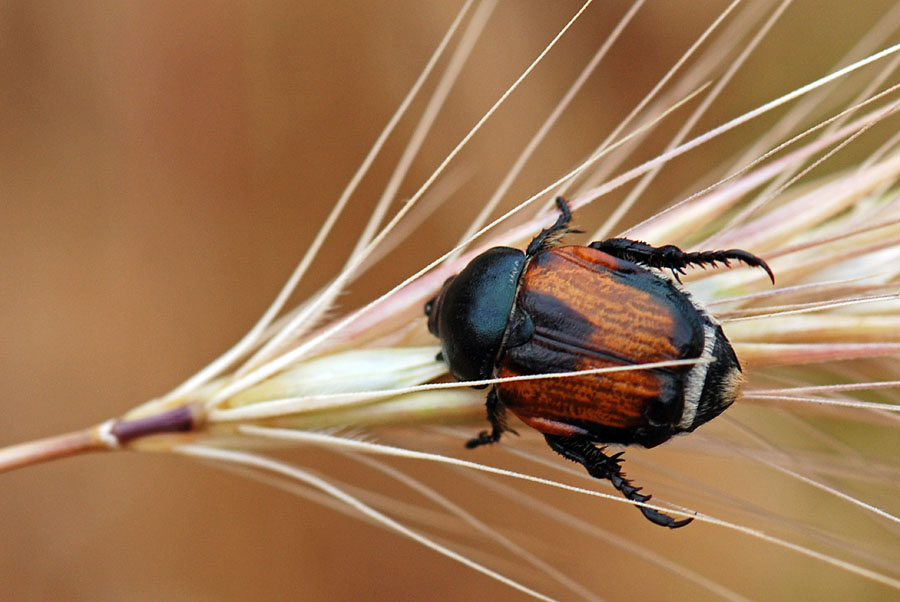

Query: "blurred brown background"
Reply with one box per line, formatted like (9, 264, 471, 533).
(1, 1, 896, 600)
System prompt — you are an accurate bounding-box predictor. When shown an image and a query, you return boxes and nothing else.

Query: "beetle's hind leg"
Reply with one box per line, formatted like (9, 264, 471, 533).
(589, 238, 774, 284)
(525, 197, 581, 256)
(544, 434, 693, 528)
(466, 388, 516, 449)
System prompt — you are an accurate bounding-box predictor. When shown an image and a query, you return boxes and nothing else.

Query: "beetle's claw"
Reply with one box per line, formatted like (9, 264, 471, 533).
(465, 431, 492, 449)
(466, 426, 504, 449)
(639, 506, 694, 529)
(752, 257, 776, 284)
(629, 491, 694, 528)
(628, 490, 695, 528)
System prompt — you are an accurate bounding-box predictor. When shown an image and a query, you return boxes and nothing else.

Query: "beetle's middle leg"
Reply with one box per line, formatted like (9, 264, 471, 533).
(589, 238, 774, 284)
(466, 388, 515, 449)
(543, 434, 693, 528)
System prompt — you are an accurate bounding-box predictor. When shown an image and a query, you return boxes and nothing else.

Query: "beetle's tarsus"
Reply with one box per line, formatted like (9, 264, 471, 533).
(467, 388, 509, 449)
(543, 434, 692, 529)
(590, 238, 774, 284)
(465, 429, 501, 449)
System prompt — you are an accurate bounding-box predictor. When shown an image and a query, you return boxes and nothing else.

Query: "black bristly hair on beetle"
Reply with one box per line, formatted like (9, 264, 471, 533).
(425, 197, 774, 528)
(590, 238, 775, 284)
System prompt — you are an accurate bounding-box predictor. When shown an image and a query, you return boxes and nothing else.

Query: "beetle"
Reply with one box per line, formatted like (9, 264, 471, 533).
(425, 197, 774, 528)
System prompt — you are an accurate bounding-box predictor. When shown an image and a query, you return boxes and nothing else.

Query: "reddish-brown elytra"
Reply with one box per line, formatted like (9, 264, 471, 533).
(425, 198, 774, 528)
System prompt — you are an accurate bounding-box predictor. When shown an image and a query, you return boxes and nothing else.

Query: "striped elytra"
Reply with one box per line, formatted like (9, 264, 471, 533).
(496, 245, 735, 448)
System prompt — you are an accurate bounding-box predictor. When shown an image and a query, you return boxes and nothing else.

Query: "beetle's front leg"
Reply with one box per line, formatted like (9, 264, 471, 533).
(589, 238, 774, 283)
(524, 197, 580, 256)
(544, 434, 693, 528)
(466, 388, 515, 449)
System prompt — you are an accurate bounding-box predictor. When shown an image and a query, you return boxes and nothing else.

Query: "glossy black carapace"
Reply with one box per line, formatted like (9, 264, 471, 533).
(425, 198, 773, 528)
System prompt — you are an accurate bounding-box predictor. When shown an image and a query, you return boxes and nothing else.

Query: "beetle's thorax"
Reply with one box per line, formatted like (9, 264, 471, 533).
(489, 249, 542, 376)
(427, 247, 527, 383)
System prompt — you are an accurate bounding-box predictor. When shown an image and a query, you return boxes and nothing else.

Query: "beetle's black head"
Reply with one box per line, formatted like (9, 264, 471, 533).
(425, 276, 454, 338)
(424, 247, 526, 383)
